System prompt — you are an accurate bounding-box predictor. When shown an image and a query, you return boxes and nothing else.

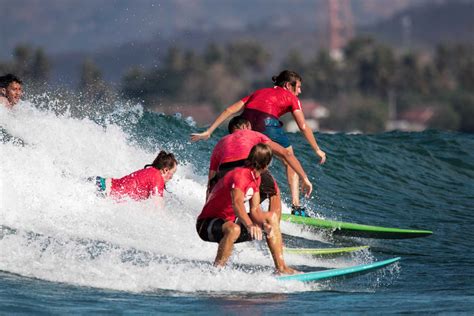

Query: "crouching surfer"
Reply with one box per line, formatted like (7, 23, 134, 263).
(196, 143, 297, 275)
(92, 150, 177, 207)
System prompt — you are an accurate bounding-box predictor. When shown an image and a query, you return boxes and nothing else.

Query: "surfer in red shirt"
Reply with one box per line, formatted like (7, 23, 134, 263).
(206, 116, 312, 218)
(94, 151, 178, 207)
(191, 70, 326, 216)
(196, 143, 297, 274)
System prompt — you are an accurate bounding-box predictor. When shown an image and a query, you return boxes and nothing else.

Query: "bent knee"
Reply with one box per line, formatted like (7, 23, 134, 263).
(223, 222, 241, 238)
(269, 211, 280, 223)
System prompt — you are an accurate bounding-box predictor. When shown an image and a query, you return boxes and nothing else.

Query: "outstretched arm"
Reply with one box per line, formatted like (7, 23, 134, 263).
(292, 110, 326, 164)
(268, 141, 313, 197)
(190, 100, 245, 142)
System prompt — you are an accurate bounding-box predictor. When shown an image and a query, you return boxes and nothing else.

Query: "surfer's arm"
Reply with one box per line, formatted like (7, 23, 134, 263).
(150, 184, 165, 208)
(190, 100, 245, 142)
(231, 188, 263, 240)
(249, 192, 273, 237)
(151, 194, 165, 209)
(292, 110, 326, 164)
(208, 170, 216, 185)
(206, 170, 217, 200)
(268, 140, 312, 197)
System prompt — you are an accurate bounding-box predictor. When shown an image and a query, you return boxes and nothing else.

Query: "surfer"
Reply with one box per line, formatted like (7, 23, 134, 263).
(0, 74, 23, 108)
(93, 151, 177, 207)
(0, 74, 26, 146)
(191, 70, 326, 216)
(196, 143, 297, 275)
(207, 116, 312, 217)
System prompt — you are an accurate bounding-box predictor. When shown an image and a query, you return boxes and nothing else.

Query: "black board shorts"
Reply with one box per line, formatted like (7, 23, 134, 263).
(196, 218, 252, 244)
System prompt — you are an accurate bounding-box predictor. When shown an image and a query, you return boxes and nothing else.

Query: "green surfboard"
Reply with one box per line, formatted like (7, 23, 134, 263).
(281, 214, 432, 239)
(284, 245, 369, 256)
(277, 257, 400, 282)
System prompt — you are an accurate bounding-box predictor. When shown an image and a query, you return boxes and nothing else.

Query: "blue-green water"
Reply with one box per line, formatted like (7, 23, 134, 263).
(1, 101, 473, 313)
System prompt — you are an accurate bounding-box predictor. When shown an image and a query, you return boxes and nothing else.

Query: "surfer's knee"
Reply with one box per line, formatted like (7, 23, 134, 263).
(223, 222, 241, 240)
(264, 211, 280, 228)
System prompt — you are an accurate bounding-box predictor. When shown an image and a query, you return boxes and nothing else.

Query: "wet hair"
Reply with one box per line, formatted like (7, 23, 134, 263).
(245, 143, 273, 171)
(0, 74, 23, 88)
(144, 150, 177, 170)
(228, 116, 250, 133)
(272, 70, 302, 88)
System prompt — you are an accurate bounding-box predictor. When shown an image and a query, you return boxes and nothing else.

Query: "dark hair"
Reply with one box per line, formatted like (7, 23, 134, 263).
(245, 143, 272, 171)
(0, 74, 23, 88)
(272, 70, 302, 88)
(228, 116, 250, 133)
(144, 150, 177, 170)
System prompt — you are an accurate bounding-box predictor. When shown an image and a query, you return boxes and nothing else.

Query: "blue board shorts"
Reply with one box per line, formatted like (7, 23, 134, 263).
(263, 117, 291, 149)
(241, 109, 291, 149)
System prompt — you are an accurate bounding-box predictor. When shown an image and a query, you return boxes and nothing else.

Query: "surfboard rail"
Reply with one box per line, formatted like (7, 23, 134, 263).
(281, 214, 432, 239)
(277, 257, 401, 282)
(284, 245, 369, 256)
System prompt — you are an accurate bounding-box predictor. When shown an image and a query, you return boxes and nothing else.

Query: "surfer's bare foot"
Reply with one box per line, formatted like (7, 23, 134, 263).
(276, 266, 299, 275)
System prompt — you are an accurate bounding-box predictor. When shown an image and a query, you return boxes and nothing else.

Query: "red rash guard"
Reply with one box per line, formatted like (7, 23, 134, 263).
(197, 167, 260, 222)
(241, 86, 302, 117)
(110, 167, 165, 200)
(209, 129, 270, 172)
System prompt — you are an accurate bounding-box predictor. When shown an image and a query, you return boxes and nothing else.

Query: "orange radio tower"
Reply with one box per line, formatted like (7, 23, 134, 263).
(328, 0, 354, 60)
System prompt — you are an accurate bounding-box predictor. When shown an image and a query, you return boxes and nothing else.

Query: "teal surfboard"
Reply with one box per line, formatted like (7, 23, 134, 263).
(281, 214, 432, 239)
(284, 245, 369, 256)
(277, 257, 400, 282)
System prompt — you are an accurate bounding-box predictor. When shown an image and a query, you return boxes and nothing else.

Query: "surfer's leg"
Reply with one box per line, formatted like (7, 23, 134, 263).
(282, 146, 301, 207)
(259, 170, 280, 218)
(214, 221, 241, 267)
(267, 191, 281, 221)
(264, 195, 298, 275)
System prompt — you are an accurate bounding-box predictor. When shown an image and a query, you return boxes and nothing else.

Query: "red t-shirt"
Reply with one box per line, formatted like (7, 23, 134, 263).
(110, 167, 165, 200)
(198, 167, 260, 222)
(209, 129, 270, 172)
(241, 86, 302, 118)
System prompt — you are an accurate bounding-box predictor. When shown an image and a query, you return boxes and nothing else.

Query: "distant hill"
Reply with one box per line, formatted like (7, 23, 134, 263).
(1, 0, 324, 59)
(4, 0, 471, 88)
(50, 26, 324, 87)
(1, 0, 424, 58)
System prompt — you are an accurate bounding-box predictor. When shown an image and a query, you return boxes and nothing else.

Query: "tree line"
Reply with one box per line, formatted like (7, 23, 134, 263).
(1, 38, 473, 133)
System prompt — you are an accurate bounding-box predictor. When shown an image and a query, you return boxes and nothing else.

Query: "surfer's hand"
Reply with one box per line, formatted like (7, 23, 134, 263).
(247, 224, 263, 240)
(190, 131, 211, 142)
(301, 177, 313, 197)
(317, 149, 326, 164)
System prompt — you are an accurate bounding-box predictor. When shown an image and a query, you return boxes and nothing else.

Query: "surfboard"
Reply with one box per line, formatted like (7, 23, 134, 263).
(284, 245, 369, 256)
(281, 214, 432, 239)
(277, 257, 400, 282)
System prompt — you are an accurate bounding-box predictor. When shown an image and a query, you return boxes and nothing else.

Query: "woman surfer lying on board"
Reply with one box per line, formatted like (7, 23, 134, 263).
(92, 151, 177, 207)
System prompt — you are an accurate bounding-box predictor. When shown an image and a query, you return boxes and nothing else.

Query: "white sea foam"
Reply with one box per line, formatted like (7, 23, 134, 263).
(0, 100, 369, 293)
